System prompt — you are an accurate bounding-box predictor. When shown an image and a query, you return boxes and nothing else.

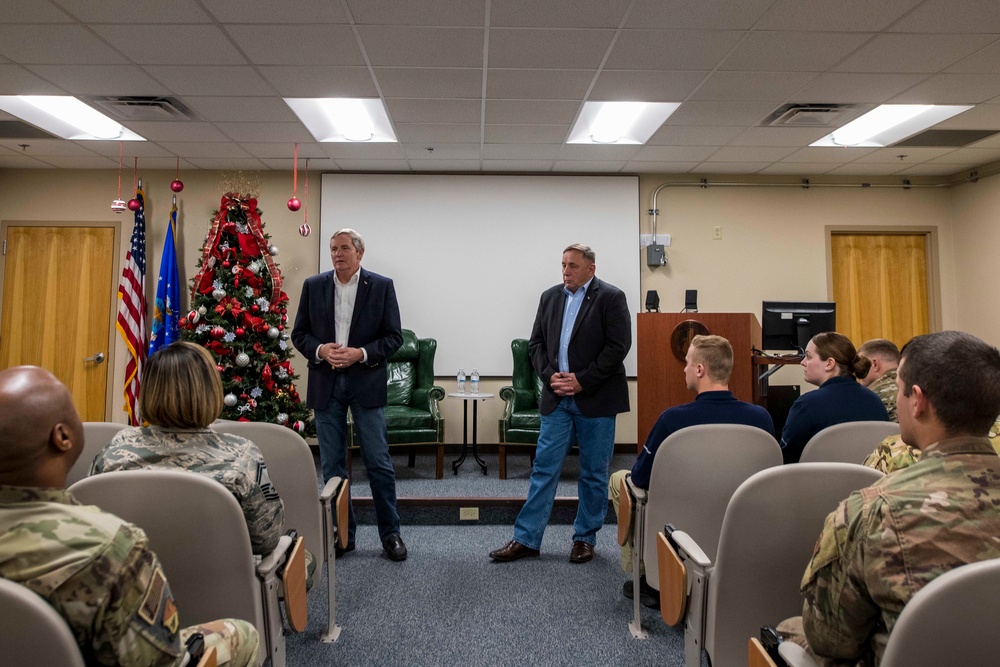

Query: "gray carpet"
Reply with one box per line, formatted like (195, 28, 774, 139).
(287, 524, 688, 667)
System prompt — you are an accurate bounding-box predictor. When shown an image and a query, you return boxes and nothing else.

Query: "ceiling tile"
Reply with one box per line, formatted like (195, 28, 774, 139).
(143, 66, 272, 97)
(947, 41, 1000, 74)
(491, 0, 627, 28)
(84, 141, 179, 158)
(484, 100, 579, 124)
(484, 124, 570, 143)
(719, 32, 872, 72)
(488, 28, 613, 69)
(790, 72, 928, 103)
(129, 123, 231, 142)
(690, 71, 819, 102)
(205, 0, 350, 23)
(665, 101, 778, 126)
(0, 64, 65, 94)
(705, 145, 798, 161)
(692, 161, 770, 173)
(157, 141, 254, 158)
(896, 163, 972, 176)
(228, 24, 364, 66)
(646, 125, 746, 146)
(385, 98, 482, 124)
(55, 0, 211, 22)
(24, 65, 170, 96)
(184, 157, 267, 169)
(923, 103, 1000, 130)
(347, 0, 485, 26)
(90, 25, 245, 65)
(31, 155, 118, 168)
(487, 69, 595, 100)
(633, 145, 717, 161)
(754, 0, 923, 32)
(888, 0, 1000, 33)
(257, 66, 377, 97)
(259, 157, 340, 171)
(552, 160, 627, 172)
(377, 67, 482, 99)
(395, 123, 482, 143)
(357, 26, 483, 67)
(825, 162, 907, 175)
(757, 162, 839, 175)
(334, 158, 409, 170)
(589, 70, 707, 102)
(627, 0, 774, 30)
(833, 33, 997, 73)
(606, 30, 743, 70)
(928, 147, 1000, 163)
(0, 25, 125, 64)
(889, 74, 1000, 104)
(239, 143, 326, 159)
(0, 153, 53, 168)
(0, 0, 73, 22)
(214, 122, 313, 143)
(182, 97, 299, 122)
(321, 143, 405, 159)
(851, 147, 958, 163)
(728, 127, 832, 147)
(482, 143, 561, 159)
(408, 158, 482, 171)
(481, 159, 555, 171)
(783, 146, 876, 162)
(558, 144, 641, 160)
(623, 161, 700, 173)
(0, 139, 95, 156)
(402, 143, 481, 159)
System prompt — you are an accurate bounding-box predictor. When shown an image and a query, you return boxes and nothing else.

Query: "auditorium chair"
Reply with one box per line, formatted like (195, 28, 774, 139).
(0, 577, 86, 666)
(70, 469, 319, 667)
(798, 420, 900, 464)
(659, 463, 883, 667)
(350, 328, 446, 478)
(497, 338, 544, 479)
(70, 421, 127, 485)
(213, 421, 351, 643)
(619, 423, 782, 639)
(773, 557, 1000, 667)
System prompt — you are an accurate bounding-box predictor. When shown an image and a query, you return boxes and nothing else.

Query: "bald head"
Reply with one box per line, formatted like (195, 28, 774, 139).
(0, 366, 83, 487)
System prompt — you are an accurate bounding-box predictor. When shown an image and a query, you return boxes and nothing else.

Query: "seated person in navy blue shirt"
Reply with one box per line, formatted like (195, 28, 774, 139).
(780, 331, 889, 464)
(609, 334, 774, 607)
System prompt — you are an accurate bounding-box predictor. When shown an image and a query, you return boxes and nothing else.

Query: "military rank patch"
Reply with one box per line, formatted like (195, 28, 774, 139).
(162, 596, 179, 635)
(257, 462, 280, 501)
(138, 565, 167, 626)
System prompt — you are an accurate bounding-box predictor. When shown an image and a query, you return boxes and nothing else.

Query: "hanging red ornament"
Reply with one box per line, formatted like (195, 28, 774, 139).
(251, 304, 260, 312)
(127, 198, 141, 211)
(299, 223, 311, 237)
(170, 157, 184, 192)
(287, 197, 301, 212)
(222, 260, 231, 268)
(209, 326, 225, 340)
(216, 365, 225, 373)
(187, 310, 200, 325)
(287, 143, 300, 211)
(235, 327, 246, 337)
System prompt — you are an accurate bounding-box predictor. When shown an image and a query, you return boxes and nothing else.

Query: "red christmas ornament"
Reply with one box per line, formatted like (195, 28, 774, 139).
(299, 223, 311, 237)
(235, 327, 246, 338)
(222, 260, 231, 268)
(251, 305, 259, 312)
(127, 198, 141, 212)
(277, 325, 284, 331)
(209, 326, 225, 340)
(292, 420, 305, 433)
(216, 365, 224, 373)
(187, 310, 200, 325)
(287, 197, 301, 212)
(170, 178, 184, 193)
(281, 314, 287, 322)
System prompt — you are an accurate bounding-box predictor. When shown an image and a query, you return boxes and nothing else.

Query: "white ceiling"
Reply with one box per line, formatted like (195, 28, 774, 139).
(1, 0, 1000, 176)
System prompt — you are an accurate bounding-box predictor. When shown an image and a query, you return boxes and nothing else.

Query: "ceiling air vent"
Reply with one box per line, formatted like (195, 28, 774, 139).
(85, 96, 197, 121)
(761, 103, 862, 128)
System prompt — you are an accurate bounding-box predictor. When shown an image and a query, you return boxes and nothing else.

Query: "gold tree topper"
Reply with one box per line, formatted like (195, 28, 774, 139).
(219, 170, 262, 200)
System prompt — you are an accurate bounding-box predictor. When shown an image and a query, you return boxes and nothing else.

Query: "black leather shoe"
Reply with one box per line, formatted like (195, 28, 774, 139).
(622, 575, 660, 609)
(569, 540, 594, 563)
(489, 540, 540, 562)
(382, 534, 407, 561)
(334, 541, 355, 559)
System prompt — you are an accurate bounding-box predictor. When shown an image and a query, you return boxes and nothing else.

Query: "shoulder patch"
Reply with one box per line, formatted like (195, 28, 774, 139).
(138, 565, 166, 626)
(256, 462, 280, 502)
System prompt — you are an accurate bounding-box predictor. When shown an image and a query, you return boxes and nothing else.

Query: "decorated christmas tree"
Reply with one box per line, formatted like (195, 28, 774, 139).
(181, 177, 312, 433)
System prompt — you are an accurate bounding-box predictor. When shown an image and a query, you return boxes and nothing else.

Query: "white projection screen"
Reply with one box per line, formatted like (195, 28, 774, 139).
(320, 174, 639, 377)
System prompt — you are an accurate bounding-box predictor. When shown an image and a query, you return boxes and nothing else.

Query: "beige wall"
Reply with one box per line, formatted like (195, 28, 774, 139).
(1, 168, 995, 444)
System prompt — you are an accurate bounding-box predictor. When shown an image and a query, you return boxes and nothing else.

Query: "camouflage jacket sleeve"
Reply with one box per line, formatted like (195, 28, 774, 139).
(62, 523, 184, 667)
(863, 435, 919, 475)
(800, 491, 882, 663)
(232, 448, 284, 555)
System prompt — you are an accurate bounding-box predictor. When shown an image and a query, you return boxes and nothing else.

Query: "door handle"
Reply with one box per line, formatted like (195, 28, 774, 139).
(84, 352, 106, 364)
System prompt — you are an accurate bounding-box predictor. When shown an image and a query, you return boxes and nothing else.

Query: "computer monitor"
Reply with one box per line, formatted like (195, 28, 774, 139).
(761, 301, 837, 352)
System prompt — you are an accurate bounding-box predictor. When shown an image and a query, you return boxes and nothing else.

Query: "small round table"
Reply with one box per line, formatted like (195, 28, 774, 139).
(448, 392, 493, 475)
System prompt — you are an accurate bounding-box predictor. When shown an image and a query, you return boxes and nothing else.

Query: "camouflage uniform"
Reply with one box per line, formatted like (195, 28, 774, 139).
(866, 369, 898, 422)
(0, 485, 258, 667)
(797, 437, 1000, 665)
(91, 426, 284, 555)
(863, 416, 1000, 474)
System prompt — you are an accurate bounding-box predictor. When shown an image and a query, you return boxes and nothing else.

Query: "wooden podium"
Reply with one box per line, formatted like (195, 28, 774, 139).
(636, 312, 761, 449)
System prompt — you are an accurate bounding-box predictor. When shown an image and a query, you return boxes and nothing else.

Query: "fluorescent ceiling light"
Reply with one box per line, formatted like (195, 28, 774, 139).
(811, 104, 973, 147)
(568, 101, 680, 145)
(0, 96, 144, 141)
(285, 97, 397, 143)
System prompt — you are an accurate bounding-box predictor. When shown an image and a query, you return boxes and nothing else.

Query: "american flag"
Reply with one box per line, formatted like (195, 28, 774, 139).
(116, 188, 147, 425)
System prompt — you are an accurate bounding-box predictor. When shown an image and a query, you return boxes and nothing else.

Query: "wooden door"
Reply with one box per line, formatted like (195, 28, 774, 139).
(830, 233, 929, 349)
(0, 224, 116, 420)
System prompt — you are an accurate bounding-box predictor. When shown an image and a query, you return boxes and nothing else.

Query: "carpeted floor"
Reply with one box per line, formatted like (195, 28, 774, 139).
(287, 524, 690, 667)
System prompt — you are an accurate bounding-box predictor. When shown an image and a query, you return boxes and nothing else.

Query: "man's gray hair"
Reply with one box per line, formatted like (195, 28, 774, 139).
(563, 243, 596, 263)
(332, 228, 365, 252)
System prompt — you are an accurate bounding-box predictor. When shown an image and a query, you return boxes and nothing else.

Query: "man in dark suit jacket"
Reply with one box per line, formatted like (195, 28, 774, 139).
(291, 229, 407, 561)
(490, 244, 631, 564)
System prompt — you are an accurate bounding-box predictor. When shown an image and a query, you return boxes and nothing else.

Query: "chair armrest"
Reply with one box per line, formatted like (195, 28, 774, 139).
(499, 386, 535, 413)
(257, 535, 293, 578)
(778, 642, 819, 667)
(412, 386, 445, 417)
(671, 530, 711, 569)
(625, 475, 647, 504)
(320, 476, 343, 503)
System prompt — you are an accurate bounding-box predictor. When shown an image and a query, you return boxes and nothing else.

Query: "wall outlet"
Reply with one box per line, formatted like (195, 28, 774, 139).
(712, 225, 722, 240)
(459, 507, 480, 521)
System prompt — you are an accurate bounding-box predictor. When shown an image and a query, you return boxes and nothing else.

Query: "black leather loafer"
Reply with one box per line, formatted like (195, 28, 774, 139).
(382, 534, 407, 561)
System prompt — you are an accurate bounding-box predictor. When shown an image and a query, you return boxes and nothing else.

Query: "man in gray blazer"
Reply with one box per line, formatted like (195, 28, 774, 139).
(491, 243, 631, 564)
(292, 229, 407, 561)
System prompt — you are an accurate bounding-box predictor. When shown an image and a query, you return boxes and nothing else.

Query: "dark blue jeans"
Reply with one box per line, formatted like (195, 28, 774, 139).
(314, 373, 400, 543)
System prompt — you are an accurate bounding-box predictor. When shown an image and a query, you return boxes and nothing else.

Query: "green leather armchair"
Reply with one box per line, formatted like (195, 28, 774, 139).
(497, 338, 543, 479)
(349, 329, 446, 478)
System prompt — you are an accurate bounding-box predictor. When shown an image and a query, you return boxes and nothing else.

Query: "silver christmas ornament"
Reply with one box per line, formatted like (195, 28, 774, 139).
(268, 244, 279, 256)
(235, 352, 250, 367)
(212, 288, 226, 301)
(276, 413, 288, 425)
(224, 393, 238, 407)
(267, 327, 280, 339)
(198, 306, 207, 315)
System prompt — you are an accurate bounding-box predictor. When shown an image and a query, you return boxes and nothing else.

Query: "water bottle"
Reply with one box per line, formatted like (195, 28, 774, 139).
(457, 368, 467, 394)
(470, 368, 480, 394)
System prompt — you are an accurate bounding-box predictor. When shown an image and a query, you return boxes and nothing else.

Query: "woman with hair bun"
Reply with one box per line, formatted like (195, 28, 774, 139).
(780, 332, 889, 463)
